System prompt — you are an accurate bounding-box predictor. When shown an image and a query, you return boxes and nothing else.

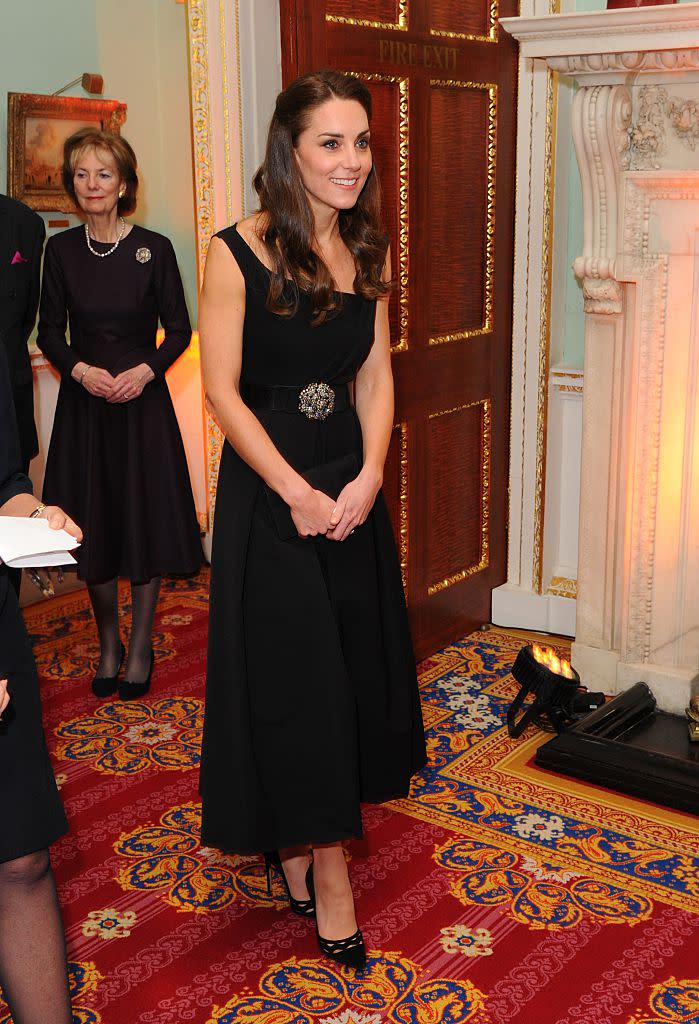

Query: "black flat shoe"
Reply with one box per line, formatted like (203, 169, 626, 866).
(306, 863, 367, 972)
(263, 851, 315, 917)
(119, 650, 154, 701)
(91, 642, 125, 698)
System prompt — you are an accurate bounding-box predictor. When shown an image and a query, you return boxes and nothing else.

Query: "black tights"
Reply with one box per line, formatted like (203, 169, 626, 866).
(0, 850, 71, 1024)
(88, 576, 161, 683)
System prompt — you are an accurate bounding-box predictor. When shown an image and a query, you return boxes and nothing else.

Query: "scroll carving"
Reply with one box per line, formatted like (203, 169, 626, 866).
(549, 50, 699, 76)
(571, 84, 631, 314)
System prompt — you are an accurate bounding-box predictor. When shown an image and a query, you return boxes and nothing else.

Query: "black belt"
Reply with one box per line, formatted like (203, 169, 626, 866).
(242, 381, 350, 421)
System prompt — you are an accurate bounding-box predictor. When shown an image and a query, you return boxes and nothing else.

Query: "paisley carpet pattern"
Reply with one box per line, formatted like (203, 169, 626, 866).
(0, 569, 696, 1024)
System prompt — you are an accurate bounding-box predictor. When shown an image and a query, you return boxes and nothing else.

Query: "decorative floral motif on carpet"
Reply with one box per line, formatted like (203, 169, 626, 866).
(439, 924, 494, 957)
(627, 976, 699, 1023)
(114, 802, 278, 913)
(54, 698, 203, 774)
(81, 908, 137, 940)
(206, 954, 486, 1024)
(434, 837, 653, 930)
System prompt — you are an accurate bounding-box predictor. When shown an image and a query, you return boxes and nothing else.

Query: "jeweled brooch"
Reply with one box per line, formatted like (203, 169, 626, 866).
(298, 382, 335, 421)
(135, 247, 152, 264)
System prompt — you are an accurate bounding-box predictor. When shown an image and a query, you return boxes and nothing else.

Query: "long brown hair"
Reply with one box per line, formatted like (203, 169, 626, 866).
(252, 69, 390, 324)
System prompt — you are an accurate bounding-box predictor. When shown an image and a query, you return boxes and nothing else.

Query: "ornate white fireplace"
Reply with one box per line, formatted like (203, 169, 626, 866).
(502, 3, 699, 713)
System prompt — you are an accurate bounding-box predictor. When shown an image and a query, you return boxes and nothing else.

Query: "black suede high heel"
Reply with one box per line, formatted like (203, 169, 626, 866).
(119, 649, 154, 702)
(91, 642, 125, 698)
(263, 851, 315, 917)
(306, 862, 367, 972)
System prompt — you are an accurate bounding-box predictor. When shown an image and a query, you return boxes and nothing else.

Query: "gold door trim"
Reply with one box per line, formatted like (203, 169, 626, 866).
(426, 398, 491, 595)
(186, 0, 219, 530)
(345, 71, 410, 353)
(427, 80, 497, 347)
(395, 421, 409, 592)
(186, 0, 216, 284)
(547, 576, 577, 599)
(205, 0, 246, 530)
(326, 1, 408, 32)
(532, 68, 558, 593)
(429, 0, 498, 44)
(218, 0, 246, 223)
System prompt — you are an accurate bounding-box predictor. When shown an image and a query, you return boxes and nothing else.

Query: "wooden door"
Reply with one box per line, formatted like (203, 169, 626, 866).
(279, 0, 518, 660)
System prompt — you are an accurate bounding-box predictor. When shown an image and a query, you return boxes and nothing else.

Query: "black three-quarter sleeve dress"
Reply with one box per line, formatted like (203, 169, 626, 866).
(0, 348, 68, 863)
(38, 225, 201, 584)
(199, 226, 426, 855)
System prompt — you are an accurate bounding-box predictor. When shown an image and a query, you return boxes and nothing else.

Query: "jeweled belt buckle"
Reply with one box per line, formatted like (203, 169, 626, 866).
(298, 382, 335, 421)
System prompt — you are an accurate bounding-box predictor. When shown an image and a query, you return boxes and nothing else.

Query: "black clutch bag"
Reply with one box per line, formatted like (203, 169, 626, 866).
(264, 452, 361, 541)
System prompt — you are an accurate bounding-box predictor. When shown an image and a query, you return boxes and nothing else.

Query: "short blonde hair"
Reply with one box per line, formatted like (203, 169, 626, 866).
(62, 128, 138, 216)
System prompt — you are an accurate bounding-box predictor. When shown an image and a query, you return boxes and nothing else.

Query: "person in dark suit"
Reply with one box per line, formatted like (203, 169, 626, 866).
(0, 344, 80, 1023)
(0, 193, 46, 597)
(0, 194, 45, 466)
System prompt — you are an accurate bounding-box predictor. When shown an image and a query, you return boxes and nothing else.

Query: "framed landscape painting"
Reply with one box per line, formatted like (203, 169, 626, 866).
(7, 93, 127, 213)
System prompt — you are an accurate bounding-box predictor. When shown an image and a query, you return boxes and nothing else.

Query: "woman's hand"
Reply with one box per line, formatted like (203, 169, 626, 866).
(289, 486, 338, 538)
(326, 466, 382, 542)
(0, 678, 9, 718)
(74, 363, 117, 399)
(109, 363, 155, 403)
(40, 506, 83, 543)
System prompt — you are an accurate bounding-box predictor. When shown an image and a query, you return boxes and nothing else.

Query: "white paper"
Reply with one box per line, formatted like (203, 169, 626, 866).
(0, 517, 79, 568)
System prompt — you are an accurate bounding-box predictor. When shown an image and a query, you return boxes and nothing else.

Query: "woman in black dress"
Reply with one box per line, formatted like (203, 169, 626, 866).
(199, 71, 426, 971)
(38, 128, 201, 701)
(0, 347, 80, 1022)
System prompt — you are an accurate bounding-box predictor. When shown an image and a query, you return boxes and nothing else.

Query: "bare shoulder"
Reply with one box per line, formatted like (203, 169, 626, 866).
(202, 235, 244, 298)
(236, 212, 271, 267)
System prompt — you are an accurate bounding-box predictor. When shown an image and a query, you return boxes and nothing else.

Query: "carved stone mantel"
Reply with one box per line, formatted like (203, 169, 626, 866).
(502, 5, 699, 712)
(501, 4, 699, 67)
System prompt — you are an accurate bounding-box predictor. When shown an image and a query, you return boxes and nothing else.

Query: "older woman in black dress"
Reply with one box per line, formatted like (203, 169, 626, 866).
(38, 128, 201, 700)
(199, 71, 426, 972)
(0, 347, 81, 1022)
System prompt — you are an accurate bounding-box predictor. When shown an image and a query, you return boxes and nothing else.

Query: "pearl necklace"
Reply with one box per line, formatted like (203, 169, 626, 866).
(85, 216, 126, 258)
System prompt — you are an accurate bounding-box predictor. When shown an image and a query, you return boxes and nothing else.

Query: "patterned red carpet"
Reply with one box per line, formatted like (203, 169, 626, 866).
(3, 569, 698, 1023)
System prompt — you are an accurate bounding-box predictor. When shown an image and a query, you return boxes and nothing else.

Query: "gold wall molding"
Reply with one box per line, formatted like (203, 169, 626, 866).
(547, 575, 577, 599)
(204, 0, 246, 532)
(232, 0, 245, 216)
(186, 0, 248, 532)
(219, 0, 233, 223)
(426, 398, 491, 595)
(430, 0, 498, 44)
(428, 80, 497, 346)
(532, 67, 558, 594)
(327, 1, 408, 32)
(186, 0, 216, 285)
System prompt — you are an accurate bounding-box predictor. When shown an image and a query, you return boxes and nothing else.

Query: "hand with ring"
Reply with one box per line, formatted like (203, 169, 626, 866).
(76, 363, 117, 399)
(109, 362, 155, 403)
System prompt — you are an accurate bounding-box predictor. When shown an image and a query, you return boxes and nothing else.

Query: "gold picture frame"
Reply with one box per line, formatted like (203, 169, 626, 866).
(7, 92, 127, 213)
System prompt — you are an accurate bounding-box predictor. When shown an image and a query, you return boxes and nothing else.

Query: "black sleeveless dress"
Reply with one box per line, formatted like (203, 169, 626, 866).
(199, 226, 426, 854)
(0, 347, 67, 863)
